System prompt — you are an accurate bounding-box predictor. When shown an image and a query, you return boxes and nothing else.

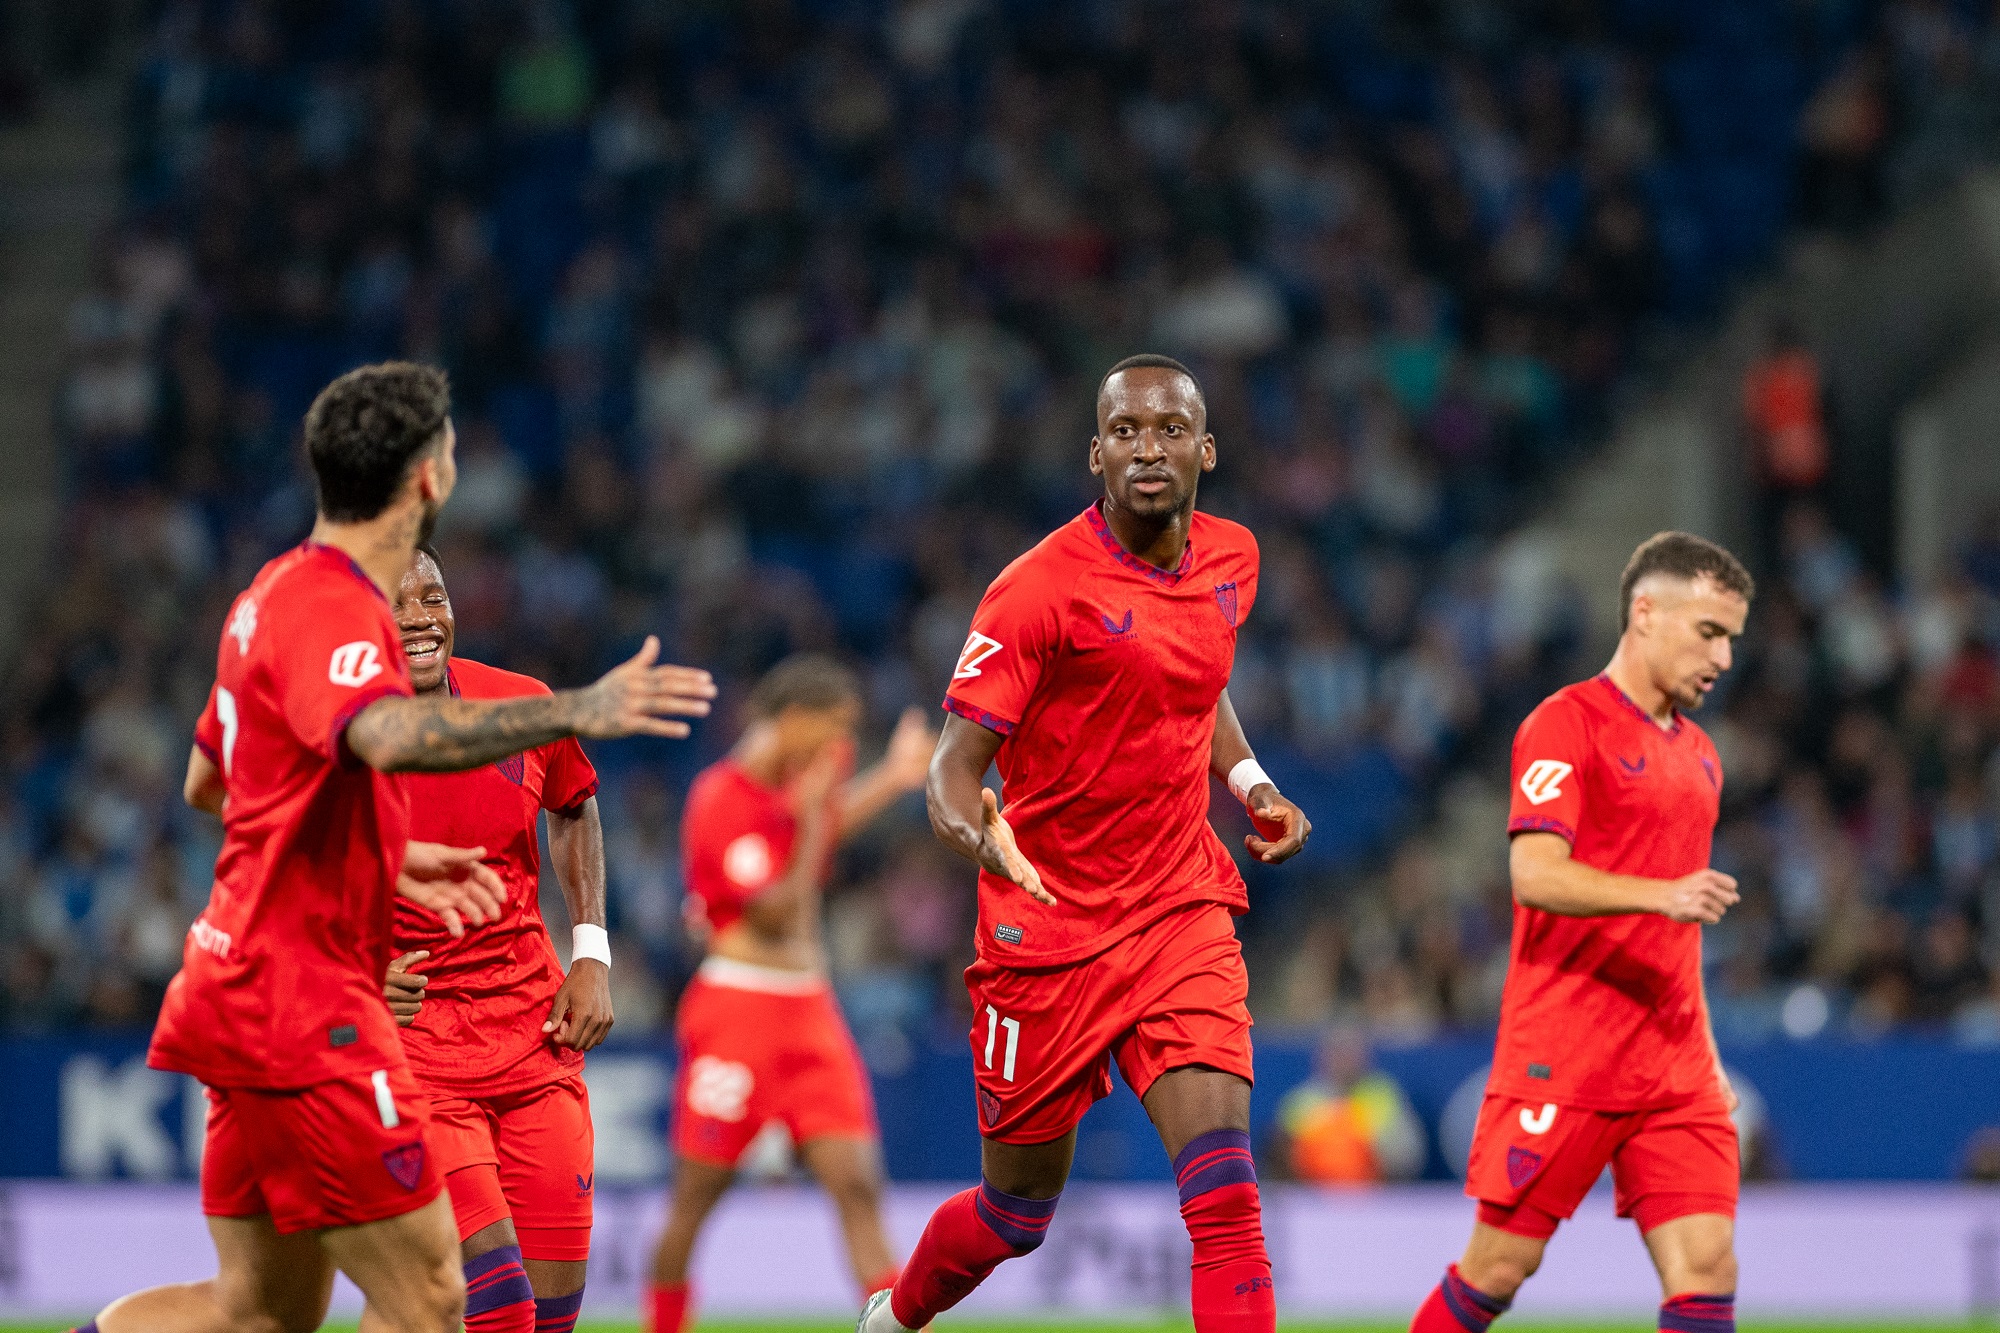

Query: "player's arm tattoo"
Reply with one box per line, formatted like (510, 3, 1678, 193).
(547, 796, 608, 928)
(347, 692, 592, 772)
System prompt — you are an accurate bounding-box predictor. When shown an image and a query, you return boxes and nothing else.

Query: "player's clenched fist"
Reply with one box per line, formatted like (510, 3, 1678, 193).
(384, 950, 429, 1026)
(979, 787, 1056, 906)
(397, 840, 507, 936)
(1657, 868, 1739, 924)
(571, 635, 717, 740)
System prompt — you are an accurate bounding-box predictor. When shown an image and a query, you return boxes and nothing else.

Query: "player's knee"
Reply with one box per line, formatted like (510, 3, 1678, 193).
(1672, 1242, 1738, 1295)
(408, 1252, 467, 1333)
(825, 1167, 884, 1214)
(1460, 1243, 1542, 1301)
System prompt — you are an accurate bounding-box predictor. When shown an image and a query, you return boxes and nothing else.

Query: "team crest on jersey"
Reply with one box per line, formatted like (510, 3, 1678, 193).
(979, 1087, 1002, 1127)
(227, 598, 258, 655)
(382, 1142, 426, 1190)
(495, 753, 525, 785)
(328, 640, 384, 688)
(954, 631, 1003, 681)
(1213, 581, 1238, 627)
(1505, 1146, 1543, 1188)
(1518, 759, 1573, 806)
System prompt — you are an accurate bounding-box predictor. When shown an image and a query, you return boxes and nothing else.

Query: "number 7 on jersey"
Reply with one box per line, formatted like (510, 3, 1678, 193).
(983, 1005, 1020, 1081)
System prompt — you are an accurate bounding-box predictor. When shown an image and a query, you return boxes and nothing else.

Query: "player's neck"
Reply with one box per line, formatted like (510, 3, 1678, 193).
(1100, 498, 1191, 571)
(308, 507, 421, 601)
(730, 724, 786, 787)
(1603, 646, 1675, 727)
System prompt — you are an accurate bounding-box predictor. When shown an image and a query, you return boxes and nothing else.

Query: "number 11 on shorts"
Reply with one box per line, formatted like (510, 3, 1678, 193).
(983, 1005, 1019, 1081)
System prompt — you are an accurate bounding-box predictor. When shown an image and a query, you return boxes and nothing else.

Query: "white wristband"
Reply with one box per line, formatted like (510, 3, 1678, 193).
(571, 924, 611, 968)
(1227, 758, 1273, 805)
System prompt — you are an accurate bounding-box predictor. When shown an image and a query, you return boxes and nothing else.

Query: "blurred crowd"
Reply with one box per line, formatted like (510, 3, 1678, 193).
(8, 0, 2000, 1062)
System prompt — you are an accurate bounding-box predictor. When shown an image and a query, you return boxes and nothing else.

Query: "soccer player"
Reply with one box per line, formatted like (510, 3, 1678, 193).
(647, 655, 937, 1333)
(1408, 532, 1753, 1333)
(377, 543, 610, 1333)
(859, 355, 1312, 1333)
(76, 363, 715, 1333)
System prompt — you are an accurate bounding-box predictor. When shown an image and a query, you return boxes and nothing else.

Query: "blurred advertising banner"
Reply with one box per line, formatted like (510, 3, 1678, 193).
(18, 1034, 2000, 1184)
(0, 1183, 1993, 1319)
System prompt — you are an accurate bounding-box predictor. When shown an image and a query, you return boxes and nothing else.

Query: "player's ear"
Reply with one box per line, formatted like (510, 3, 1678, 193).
(1088, 436, 1104, 475)
(1201, 434, 1216, 471)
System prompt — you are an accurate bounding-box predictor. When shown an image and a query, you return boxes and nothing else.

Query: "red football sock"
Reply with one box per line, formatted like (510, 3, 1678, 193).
(1411, 1264, 1510, 1333)
(889, 1180, 1059, 1328)
(1174, 1130, 1274, 1333)
(861, 1265, 901, 1298)
(646, 1281, 690, 1333)
(463, 1246, 537, 1333)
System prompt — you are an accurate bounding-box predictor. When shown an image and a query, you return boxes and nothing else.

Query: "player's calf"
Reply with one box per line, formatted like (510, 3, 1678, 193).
(1172, 1129, 1275, 1333)
(869, 1179, 1061, 1331)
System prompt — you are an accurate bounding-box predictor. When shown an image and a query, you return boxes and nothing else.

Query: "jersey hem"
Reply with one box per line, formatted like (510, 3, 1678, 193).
(1483, 1075, 1722, 1113)
(552, 778, 599, 814)
(974, 891, 1245, 970)
(148, 1046, 413, 1092)
(328, 681, 411, 766)
(402, 1059, 586, 1100)
(1508, 814, 1576, 841)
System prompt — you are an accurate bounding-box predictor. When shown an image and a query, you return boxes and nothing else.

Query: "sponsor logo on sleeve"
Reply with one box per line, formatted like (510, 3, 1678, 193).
(328, 641, 384, 688)
(1518, 759, 1573, 806)
(722, 833, 774, 889)
(953, 631, 1003, 680)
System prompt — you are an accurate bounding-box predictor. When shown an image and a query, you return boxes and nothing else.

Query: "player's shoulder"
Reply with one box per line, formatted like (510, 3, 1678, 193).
(1191, 508, 1259, 562)
(981, 515, 1094, 605)
(1516, 677, 1605, 741)
(257, 544, 386, 618)
(447, 657, 552, 700)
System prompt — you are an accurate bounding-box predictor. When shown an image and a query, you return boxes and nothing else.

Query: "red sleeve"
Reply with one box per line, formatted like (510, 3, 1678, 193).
(1508, 698, 1589, 844)
(540, 736, 599, 813)
(193, 683, 222, 764)
(941, 562, 1062, 736)
(271, 591, 413, 763)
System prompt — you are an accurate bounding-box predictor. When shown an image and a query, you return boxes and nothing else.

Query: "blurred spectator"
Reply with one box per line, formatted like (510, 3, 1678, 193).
(1266, 1027, 1424, 1185)
(1743, 324, 1830, 563)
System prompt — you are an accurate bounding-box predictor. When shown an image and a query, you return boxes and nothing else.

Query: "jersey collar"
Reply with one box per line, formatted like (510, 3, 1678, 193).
(300, 540, 392, 607)
(1085, 500, 1195, 585)
(1595, 673, 1682, 736)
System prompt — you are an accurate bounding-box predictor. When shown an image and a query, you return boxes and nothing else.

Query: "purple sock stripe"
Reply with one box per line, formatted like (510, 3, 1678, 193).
(535, 1289, 585, 1333)
(1660, 1303, 1735, 1333)
(1441, 1267, 1510, 1329)
(463, 1246, 534, 1316)
(974, 1180, 1059, 1251)
(1172, 1129, 1258, 1206)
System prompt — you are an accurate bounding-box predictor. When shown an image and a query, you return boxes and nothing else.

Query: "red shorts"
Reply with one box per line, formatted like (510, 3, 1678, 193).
(1466, 1090, 1740, 1240)
(672, 960, 878, 1167)
(427, 1074, 594, 1262)
(967, 900, 1253, 1145)
(201, 1065, 444, 1235)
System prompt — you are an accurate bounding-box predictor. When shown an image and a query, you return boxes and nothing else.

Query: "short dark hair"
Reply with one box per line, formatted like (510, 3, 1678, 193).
(1097, 353, 1204, 408)
(415, 542, 444, 577)
(304, 362, 452, 522)
(747, 653, 862, 719)
(1620, 531, 1755, 630)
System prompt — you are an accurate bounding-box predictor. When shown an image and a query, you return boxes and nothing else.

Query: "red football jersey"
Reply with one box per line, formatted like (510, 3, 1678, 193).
(393, 658, 600, 1097)
(1494, 674, 1726, 1111)
(942, 502, 1259, 966)
(680, 758, 818, 937)
(151, 542, 414, 1089)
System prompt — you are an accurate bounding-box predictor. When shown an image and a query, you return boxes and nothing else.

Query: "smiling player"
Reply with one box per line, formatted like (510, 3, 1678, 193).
(861, 354, 1311, 1333)
(1408, 532, 1753, 1333)
(382, 544, 610, 1333)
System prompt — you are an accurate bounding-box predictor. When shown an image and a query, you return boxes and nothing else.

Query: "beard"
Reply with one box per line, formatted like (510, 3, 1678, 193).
(415, 497, 441, 548)
(1671, 680, 1709, 710)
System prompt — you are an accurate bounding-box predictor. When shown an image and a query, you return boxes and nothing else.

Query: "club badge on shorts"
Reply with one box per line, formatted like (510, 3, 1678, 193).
(382, 1142, 426, 1190)
(1505, 1145, 1543, 1189)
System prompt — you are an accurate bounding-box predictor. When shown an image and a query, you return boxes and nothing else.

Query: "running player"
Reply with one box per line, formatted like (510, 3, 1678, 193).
(647, 655, 937, 1333)
(75, 363, 715, 1333)
(379, 543, 610, 1333)
(860, 355, 1312, 1333)
(1408, 532, 1752, 1333)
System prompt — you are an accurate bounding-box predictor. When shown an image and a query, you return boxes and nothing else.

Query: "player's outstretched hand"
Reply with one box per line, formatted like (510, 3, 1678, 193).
(881, 706, 940, 791)
(571, 636, 717, 740)
(1658, 868, 1739, 924)
(397, 841, 507, 937)
(1245, 785, 1311, 864)
(980, 787, 1055, 906)
(384, 951, 429, 1027)
(544, 957, 614, 1052)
